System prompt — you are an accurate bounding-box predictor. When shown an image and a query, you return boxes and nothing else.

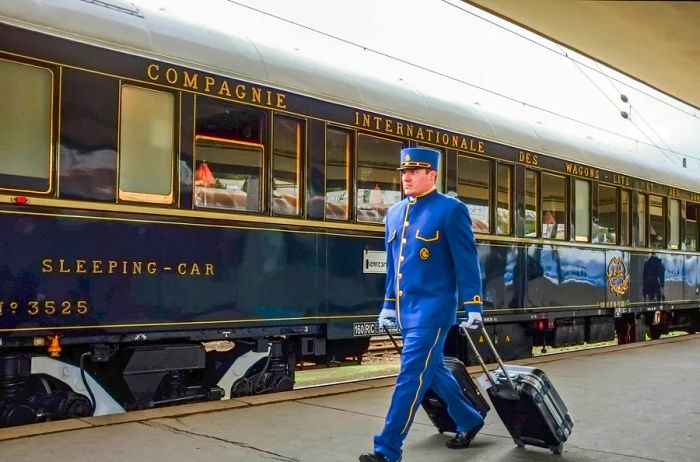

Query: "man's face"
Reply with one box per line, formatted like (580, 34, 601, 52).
(401, 168, 435, 197)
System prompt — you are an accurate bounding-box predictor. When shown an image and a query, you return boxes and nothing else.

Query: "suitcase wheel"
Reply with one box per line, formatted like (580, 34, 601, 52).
(549, 443, 564, 455)
(513, 438, 525, 448)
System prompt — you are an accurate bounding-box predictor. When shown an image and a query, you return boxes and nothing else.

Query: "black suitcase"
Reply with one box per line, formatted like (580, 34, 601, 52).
(421, 356, 490, 433)
(383, 328, 489, 434)
(463, 325, 574, 454)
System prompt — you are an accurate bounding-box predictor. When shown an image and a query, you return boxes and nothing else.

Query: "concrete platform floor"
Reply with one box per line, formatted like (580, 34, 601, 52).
(0, 335, 698, 462)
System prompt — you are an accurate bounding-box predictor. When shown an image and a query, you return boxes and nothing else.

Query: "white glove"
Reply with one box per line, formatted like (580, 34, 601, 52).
(459, 312, 482, 330)
(378, 308, 397, 329)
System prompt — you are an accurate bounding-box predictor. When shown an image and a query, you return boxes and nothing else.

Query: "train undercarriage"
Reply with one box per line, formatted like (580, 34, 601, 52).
(1, 307, 698, 428)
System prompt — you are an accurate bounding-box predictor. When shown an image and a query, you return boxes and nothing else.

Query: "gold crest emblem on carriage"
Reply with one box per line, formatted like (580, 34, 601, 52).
(607, 256, 629, 296)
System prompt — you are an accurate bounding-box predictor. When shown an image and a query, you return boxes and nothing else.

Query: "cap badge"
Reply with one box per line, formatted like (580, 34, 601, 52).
(404, 154, 411, 162)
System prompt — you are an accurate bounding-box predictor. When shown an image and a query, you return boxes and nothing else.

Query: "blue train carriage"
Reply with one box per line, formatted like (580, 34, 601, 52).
(1, 1, 699, 427)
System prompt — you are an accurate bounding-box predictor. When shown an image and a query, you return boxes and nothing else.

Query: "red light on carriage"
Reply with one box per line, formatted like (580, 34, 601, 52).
(12, 196, 29, 205)
(537, 321, 545, 331)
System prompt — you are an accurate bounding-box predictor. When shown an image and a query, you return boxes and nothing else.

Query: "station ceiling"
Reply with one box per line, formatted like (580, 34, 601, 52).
(467, 0, 700, 110)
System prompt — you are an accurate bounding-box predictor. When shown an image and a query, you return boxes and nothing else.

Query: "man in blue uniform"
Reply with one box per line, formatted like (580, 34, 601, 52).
(359, 147, 485, 462)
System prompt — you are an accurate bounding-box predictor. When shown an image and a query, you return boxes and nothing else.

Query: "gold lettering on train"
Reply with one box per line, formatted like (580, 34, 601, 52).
(145, 63, 289, 110)
(613, 174, 630, 186)
(75, 260, 87, 274)
(353, 111, 486, 154)
(235, 84, 246, 99)
(690, 193, 700, 202)
(565, 162, 599, 179)
(204, 76, 215, 93)
(183, 72, 199, 90)
(147, 64, 160, 81)
(165, 68, 178, 85)
(519, 151, 539, 166)
(251, 87, 261, 103)
(644, 182, 654, 192)
(40, 259, 215, 277)
(668, 187, 680, 198)
(218, 80, 231, 97)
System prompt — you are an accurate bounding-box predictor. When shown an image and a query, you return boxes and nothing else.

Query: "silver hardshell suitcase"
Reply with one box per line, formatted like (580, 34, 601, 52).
(462, 325, 574, 454)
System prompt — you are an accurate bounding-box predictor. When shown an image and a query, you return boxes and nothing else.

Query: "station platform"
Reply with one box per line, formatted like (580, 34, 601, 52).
(1, 335, 697, 462)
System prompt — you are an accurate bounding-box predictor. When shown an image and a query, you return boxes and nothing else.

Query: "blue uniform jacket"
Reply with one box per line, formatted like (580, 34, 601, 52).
(382, 188, 483, 329)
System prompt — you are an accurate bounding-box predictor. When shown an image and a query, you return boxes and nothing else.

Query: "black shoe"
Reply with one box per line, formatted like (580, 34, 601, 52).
(445, 422, 484, 449)
(359, 453, 390, 462)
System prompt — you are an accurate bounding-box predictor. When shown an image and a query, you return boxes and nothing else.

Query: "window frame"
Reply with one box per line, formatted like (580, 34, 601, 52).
(271, 113, 306, 217)
(573, 178, 591, 243)
(540, 171, 567, 241)
(193, 135, 265, 213)
(354, 132, 404, 225)
(596, 184, 619, 245)
(685, 202, 698, 252)
(324, 125, 353, 221)
(0, 57, 55, 194)
(117, 83, 176, 205)
(648, 194, 666, 249)
(456, 152, 492, 234)
(620, 189, 631, 247)
(668, 198, 681, 250)
(495, 161, 514, 236)
(524, 167, 540, 238)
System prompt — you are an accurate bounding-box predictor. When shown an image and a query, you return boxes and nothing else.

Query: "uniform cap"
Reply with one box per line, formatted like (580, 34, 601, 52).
(398, 147, 439, 171)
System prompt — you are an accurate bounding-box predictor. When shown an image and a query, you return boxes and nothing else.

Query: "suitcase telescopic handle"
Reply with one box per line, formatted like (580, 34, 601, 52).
(460, 323, 518, 395)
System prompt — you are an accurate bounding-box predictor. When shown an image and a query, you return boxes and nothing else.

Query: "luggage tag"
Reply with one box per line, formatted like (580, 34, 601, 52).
(476, 373, 493, 390)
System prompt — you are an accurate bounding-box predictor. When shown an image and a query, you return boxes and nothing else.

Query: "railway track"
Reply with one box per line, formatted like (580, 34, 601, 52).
(367, 335, 402, 358)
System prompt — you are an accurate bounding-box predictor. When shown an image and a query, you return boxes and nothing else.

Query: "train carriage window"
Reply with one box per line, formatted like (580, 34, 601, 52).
(649, 194, 665, 248)
(194, 98, 264, 212)
(574, 179, 590, 242)
(118, 85, 174, 204)
(356, 134, 402, 224)
(686, 203, 698, 251)
(325, 127, 351, 220)
(632, 192, 647, 247)
(272, 115, 304, 216)
(669, 198, 681, 250)
(0, 59, 52, 193)
(597, 185, 618, 244)
(524, 169, 538, 237)
(620, 190, 631, 246)
(496, 163, 513, 235)
(457, 154, 491, 233)
(541, 172, 566, 240)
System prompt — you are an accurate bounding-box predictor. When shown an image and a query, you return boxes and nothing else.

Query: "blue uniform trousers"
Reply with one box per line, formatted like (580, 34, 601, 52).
(373, 327, 484, 462)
